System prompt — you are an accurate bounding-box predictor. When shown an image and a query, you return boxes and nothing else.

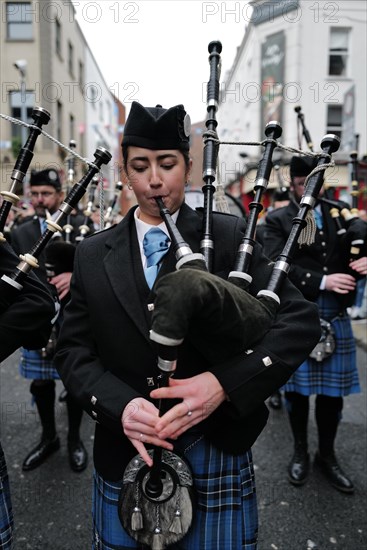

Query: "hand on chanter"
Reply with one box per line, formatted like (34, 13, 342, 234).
(349, 256, 367, 276)
(121, 397, 174, 467)
(150, 371, 227, 441)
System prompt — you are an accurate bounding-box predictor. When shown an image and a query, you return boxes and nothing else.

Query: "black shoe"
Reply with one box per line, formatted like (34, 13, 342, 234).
(22, 436, 60, 471)
(288, 446, 309, 485)
(314, 452, 354, 494)
(269, 392, 282, 410)
(68, 439, 88, 472)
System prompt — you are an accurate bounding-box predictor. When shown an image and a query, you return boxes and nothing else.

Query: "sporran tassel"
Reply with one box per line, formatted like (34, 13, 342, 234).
(298, 209, 316, 246)
(131, 483, 143, 531)
(152, 531, 165, 550)
(131, 506, 143, 531)
(169, 488, 183, 534)
(169, 510, 183, 534)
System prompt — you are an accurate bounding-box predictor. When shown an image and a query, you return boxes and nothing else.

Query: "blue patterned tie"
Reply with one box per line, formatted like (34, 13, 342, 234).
(143, 228, 170, 288)
(314, 209, 323, 230)
(41, 218, 48, 234)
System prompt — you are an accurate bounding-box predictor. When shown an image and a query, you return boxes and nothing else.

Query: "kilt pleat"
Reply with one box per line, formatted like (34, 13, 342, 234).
(19, 348, 60, 380)
(92, 438, 258, 549)
(283, 292, 361, 397)
(0, 443, 14, 550)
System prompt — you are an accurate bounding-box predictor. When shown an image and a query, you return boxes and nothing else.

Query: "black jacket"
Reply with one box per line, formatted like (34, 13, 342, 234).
(11, 213, 94, 286)
(0, 241, 55, 362)
(55, 204, 320, 480)
(263, 198, 367, 308)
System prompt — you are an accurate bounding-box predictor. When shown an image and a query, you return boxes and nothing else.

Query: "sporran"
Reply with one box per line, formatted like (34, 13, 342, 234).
(118, 449, 195, 549)
(309, 318, 336, 362)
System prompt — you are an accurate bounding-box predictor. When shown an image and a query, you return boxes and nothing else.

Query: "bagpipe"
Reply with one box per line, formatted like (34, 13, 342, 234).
(0, 109, 112, 313)
(294, 106, 367, 271)
(0, 106, 51, 241)
(118, 40, 340, 550)
(44, 139, 81, 281)
(103, 180, 123, 229)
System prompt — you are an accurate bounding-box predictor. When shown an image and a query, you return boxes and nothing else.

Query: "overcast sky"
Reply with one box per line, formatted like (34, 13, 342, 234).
(72, 1, 250, 123)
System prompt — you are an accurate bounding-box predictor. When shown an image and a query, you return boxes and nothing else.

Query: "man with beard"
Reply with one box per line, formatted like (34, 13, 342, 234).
(10, 168, 88, 473)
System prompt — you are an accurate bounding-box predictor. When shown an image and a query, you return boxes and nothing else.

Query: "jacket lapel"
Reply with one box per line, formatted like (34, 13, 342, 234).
(102, 204, 203, 341)
(103, 210, 151, 341)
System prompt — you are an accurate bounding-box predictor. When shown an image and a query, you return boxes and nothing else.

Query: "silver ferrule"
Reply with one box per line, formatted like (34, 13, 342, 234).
(200, 238, 214, 250)
(207, 99, 218, 109)
(176, 246, 194, 261)
(255, 177, 268, 189)
(59, 202, 73, 215)
(11, 169, 25, 183)
(301, 196, 316, 207)
(274, 260, 290, 273)
(238, 243, 253, 254)
(202, 168, 216, 178)
(157, 358, 177, 373)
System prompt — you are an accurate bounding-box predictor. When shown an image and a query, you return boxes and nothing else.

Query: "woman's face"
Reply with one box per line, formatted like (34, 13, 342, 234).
(126, 147, 191, 225)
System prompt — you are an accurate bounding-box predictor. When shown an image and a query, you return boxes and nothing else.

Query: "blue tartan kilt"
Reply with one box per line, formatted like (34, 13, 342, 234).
(283, 292, 361, 397)
(19, 348, 60, 380)
(0, 443, 14, 550)
(92, 438, 258, 549)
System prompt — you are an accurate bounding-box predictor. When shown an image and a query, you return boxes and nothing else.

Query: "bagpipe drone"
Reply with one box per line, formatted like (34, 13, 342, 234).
(0, 107, 112, 313)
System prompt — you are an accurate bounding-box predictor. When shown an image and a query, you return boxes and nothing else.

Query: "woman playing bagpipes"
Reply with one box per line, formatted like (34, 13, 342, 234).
(54, 101, 321, 549)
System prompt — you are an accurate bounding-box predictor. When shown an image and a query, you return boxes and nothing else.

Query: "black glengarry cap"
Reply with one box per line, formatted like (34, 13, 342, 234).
(290, 156, 318, 179)
(30, 168, 62, 191)
(122, 102, 191, 151)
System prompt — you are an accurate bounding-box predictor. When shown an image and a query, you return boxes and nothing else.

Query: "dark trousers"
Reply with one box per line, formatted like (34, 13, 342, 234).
(31, 380, 83, 442)
(285, 392, 343, 456)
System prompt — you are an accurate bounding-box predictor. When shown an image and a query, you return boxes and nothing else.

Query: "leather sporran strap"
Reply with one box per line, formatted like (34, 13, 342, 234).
(309, 318, 336, 362)
(118, 449, 195, 549)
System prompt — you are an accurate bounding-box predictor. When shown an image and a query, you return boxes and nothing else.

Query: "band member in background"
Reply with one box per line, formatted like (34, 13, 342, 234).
(55, 102, 320, 549)
(1, 240, 55, 549)
(10, 169, 88, 473)
(263, 155, 367, 493)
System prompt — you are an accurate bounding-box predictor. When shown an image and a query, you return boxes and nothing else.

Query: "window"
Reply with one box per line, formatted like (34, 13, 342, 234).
(326, 104, 343, 138)
(68, 41, 74, 77)
(106, 101, 111, 131)
(55, 19, 61, 56)
(78, 61, 84, 88)
(10, 91, 36, 138)
(69, 114, 75, 140)
(329, 28, 349, 76)
(6, 2, 33, 40)
(57, 101, 63, 143)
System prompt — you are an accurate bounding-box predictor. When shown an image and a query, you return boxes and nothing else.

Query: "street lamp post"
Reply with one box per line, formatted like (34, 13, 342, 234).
(14, 59, 28, 196)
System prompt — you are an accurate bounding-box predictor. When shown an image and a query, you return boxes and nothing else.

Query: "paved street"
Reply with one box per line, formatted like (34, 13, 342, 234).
(0, 330, 366, 550)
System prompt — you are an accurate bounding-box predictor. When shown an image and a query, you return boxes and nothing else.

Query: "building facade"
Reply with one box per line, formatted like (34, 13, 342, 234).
(0, 0, 119, 200)
(217, 0, 367, 209)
